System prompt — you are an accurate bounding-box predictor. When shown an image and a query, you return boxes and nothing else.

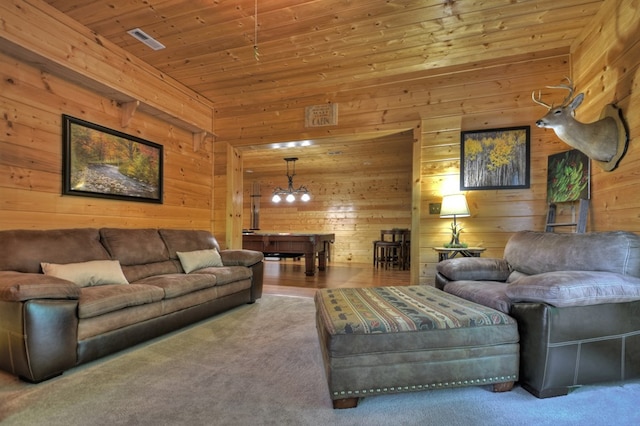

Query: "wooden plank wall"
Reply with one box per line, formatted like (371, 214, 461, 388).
(571, 0, 640, 232)
(415, 59, 574, 284)
(0, 50, 216, 232)
(221, 54, 574, 285)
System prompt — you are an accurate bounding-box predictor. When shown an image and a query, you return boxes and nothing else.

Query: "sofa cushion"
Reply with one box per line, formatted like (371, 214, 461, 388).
(506, 270, 640, 307)
(41, 260, 129, 287)
(177, 249, 223, 273)
(133, 274, 218, 299)
(159, 229, 220, 258)
(0, 228, 110, 273)
(443, 281, 512, 314)
(507, 270, 529, 283)
(78, 284, 165, 319)
(100, 228, 170, 266)
(437, 258, 511, 282)
(504, 231, 640, 277)
(120, 261, 181, 283)
(192, 266, 253, 285)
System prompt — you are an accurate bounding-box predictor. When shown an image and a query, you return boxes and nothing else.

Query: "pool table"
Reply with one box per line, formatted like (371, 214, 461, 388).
(242, 233, 334, 276)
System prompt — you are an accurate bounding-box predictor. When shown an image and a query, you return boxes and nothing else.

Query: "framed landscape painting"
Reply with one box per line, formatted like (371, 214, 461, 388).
(460, 126, 530, 190)
(62, 115, 163, 203)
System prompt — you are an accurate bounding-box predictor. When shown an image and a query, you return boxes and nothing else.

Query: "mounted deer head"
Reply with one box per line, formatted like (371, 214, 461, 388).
(532, 77, 628, 171)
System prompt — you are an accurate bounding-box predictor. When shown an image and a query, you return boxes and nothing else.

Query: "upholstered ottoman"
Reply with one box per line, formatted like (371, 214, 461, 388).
(314, 286, 519, 408)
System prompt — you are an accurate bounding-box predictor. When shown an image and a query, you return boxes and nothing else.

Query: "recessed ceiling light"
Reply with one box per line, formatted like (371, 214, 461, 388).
(127, 28, 165, 50)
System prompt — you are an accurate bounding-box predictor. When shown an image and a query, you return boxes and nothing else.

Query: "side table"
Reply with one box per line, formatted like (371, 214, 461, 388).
(433, 247, 486, 262)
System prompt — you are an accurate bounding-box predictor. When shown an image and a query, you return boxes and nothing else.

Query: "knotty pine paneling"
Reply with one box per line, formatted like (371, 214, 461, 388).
(224, 53, 577, 285)
(229, 55, 569, 284)
(214, 57, 573, 147)
(235, 46, 583, 285)
(0, 51, 215, 233)
(571, 0, 640, 233)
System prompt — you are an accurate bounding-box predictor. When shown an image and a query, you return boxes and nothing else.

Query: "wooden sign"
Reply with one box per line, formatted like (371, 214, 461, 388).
(305, 104, 338, 127)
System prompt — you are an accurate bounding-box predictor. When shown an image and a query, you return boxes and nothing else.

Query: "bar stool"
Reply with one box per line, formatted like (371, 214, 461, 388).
(373, 240, 403, 269)
(374, 229, 411, 269)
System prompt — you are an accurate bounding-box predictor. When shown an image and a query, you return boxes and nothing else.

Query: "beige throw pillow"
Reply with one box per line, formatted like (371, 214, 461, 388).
(41, 260, 129, 287)
(177, 249, 223, 273)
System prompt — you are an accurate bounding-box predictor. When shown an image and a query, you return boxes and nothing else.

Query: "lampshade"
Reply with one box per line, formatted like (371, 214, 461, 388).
(440, 194, 470, 218)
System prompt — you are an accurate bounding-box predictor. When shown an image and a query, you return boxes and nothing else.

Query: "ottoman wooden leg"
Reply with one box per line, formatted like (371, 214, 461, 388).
(333, 397, 359, 409)
(493, 381, 515, 392)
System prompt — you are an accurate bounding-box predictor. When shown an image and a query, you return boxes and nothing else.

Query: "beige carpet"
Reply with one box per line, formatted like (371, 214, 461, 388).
(1, 295, 639, 425)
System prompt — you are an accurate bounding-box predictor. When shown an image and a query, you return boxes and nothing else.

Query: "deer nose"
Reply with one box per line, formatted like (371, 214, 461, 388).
(536, 119, 545, 128)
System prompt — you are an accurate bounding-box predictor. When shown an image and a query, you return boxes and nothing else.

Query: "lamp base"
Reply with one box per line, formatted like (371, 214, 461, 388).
(445, 221, 467, 248)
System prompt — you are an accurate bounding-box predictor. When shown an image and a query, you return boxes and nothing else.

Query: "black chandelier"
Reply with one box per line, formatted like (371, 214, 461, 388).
(271, 157, 311, 203)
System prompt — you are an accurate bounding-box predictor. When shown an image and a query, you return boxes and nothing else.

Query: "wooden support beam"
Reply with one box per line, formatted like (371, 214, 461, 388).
(193, 131, 208, 152)
(121, 101, 139, 128)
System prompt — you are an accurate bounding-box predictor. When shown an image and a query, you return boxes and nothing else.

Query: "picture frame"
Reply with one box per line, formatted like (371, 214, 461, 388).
(547, 149, 590, 203)
(460, 126, 530, 190)
(62, 115, 163, 203)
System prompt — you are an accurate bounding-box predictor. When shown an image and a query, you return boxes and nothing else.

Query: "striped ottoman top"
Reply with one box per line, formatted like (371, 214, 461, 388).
(315, 286, 515, 336)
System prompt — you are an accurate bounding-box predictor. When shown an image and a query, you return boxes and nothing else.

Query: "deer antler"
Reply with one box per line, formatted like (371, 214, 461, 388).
(531, 90, 552, 109)
(546, 77, 574, 107)
(532, 77, 575, 110)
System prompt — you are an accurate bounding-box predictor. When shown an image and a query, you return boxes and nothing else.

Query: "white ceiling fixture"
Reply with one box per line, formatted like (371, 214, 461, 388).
(127, 28, 165, 51)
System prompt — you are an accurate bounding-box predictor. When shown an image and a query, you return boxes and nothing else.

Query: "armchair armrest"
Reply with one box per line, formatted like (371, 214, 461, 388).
(0, 271, 80, 302)
(219, 250, 264, 267)
(436, 258, 511, 282)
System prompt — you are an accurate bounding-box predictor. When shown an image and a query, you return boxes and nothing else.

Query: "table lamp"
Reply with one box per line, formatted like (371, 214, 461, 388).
(440, 194, 471, 247)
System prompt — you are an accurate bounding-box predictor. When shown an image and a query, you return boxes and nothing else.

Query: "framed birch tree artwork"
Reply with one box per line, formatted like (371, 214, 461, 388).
(460, 126, 530, 190)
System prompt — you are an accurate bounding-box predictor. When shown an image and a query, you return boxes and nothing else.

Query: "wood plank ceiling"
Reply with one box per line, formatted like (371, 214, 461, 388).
(44, 0, 605, 172)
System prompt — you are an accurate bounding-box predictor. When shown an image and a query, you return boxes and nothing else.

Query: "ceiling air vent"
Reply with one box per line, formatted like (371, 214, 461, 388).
(127, 28, 165, 50)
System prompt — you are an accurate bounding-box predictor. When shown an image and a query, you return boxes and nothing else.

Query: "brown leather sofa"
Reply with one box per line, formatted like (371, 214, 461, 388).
(435, 230, 640, 398)
(0, 228, 264, 383)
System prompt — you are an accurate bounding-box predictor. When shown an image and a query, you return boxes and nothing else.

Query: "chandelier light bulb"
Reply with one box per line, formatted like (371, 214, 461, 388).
(300, 193, 311, 202)
(286, 193, 296, 203)
(272, 194, 282, 203)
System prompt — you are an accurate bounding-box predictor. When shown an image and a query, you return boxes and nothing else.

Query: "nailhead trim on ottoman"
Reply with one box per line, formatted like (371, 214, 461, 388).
(315, 286, 519, 406)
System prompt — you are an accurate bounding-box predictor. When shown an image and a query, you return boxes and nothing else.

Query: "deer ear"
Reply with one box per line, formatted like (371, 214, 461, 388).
(569, 93, 584, 110)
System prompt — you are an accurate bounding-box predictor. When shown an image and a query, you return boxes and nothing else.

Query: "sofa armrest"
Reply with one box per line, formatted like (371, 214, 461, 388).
(219, 249, 264, 267)
(0, 271, 80, 302)
(218, 250, 264, 302)
(436, 257, 511, 282)
(0, 298, 79, 382)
